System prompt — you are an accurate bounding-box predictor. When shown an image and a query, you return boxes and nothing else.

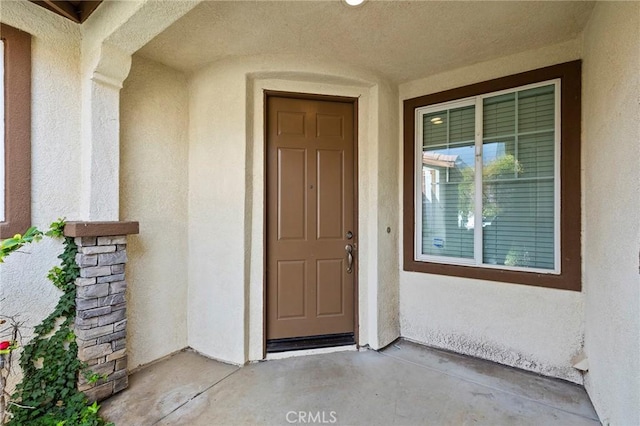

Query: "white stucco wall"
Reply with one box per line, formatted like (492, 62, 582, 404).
(120, 55, 189, 369)
(0, 1, 82, 381)
(188, 55, 399, 364)
(582, 3, 640, 424)
(369, 81, 401, 348)
(188, 60, 248, 364)
(398, 39, 585, 383)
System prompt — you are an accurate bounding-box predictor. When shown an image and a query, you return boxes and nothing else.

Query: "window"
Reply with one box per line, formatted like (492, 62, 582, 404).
(403, 61, 581, 291)
(0, 24, 31, 238)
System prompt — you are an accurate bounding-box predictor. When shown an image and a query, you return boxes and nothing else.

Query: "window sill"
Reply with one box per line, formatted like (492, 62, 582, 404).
(403, 259, 579, 291)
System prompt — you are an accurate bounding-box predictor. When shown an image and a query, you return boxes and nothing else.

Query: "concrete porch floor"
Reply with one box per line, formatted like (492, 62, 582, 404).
(100, 340, 599, 425)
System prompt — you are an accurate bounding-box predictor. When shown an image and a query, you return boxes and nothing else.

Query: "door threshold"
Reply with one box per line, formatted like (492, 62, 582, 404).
(266, 344, 357, 360)
(266, 333, 355, 353)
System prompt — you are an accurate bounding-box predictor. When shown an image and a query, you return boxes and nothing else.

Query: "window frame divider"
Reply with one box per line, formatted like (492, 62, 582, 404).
(473, 97, 483, 264)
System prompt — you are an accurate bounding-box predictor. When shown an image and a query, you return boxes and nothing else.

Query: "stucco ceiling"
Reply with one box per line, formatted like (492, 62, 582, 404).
(137, 1, 594, 83)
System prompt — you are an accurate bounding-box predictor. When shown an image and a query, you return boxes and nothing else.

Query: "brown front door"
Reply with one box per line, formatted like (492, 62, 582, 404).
(266, 94, 356, 342)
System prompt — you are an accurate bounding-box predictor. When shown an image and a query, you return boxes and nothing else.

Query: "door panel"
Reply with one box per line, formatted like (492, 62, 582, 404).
(316, 259, 344, 317)
(277, 260, 306, 319)
(267, 95, 356, 341)
(316, 114, 343, 138)
(277, 148, 307, 240)
(277, 111, 306, 136)
(317, 149, 344, 239)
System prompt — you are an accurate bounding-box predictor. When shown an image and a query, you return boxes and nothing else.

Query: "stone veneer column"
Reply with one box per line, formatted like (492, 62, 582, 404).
(64, 221, 139, 402)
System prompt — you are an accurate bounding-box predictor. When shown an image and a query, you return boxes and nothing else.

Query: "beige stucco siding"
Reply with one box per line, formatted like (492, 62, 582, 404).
(187, 60, 249, 364)
(582, 2, 640, 424)
(120, 55, 189, 369)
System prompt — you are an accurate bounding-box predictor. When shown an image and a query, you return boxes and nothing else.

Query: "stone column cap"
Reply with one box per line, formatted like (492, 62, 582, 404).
(64, 221, 139, 237)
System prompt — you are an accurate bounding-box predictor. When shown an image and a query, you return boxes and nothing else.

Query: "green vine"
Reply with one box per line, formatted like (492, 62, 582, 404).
(3, 220, 112, 426)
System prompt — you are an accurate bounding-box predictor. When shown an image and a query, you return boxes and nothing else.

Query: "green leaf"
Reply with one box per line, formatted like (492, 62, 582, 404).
(2, 238, 20, 249)
(45, 218, 66, 238)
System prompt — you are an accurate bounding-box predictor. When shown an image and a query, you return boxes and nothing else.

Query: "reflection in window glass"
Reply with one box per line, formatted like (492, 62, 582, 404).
(417, 83, 557, 272)
(482, 85, 555, 270)
(421, 106, 475, 259)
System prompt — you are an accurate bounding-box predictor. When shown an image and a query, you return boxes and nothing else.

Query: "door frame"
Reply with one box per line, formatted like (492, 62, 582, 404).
(263, 90, 359, 357)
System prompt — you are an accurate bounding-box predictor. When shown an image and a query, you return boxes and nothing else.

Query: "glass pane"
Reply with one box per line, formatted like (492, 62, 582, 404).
(518, 85, 554, 133)
(518, 132, 554, 178)
(423, 111, 448, 147)
(483, 93, 515, 138)
(482, 85, 556, 270)
(421, 107, 475, 259)
(449, 106, 475, 143)
(482, 179, 554, 269)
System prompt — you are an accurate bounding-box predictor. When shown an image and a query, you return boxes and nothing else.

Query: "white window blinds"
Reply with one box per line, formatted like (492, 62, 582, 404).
(416, 81, 559, 273)
(420, 104, 475, 260)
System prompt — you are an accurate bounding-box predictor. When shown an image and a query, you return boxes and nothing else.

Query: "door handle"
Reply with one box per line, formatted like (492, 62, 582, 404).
(345, 244, 354, 274)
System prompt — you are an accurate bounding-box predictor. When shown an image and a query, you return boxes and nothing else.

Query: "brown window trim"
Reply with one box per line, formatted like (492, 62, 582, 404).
(403, 60, 581, 291)
(0, 24, 31, 239)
